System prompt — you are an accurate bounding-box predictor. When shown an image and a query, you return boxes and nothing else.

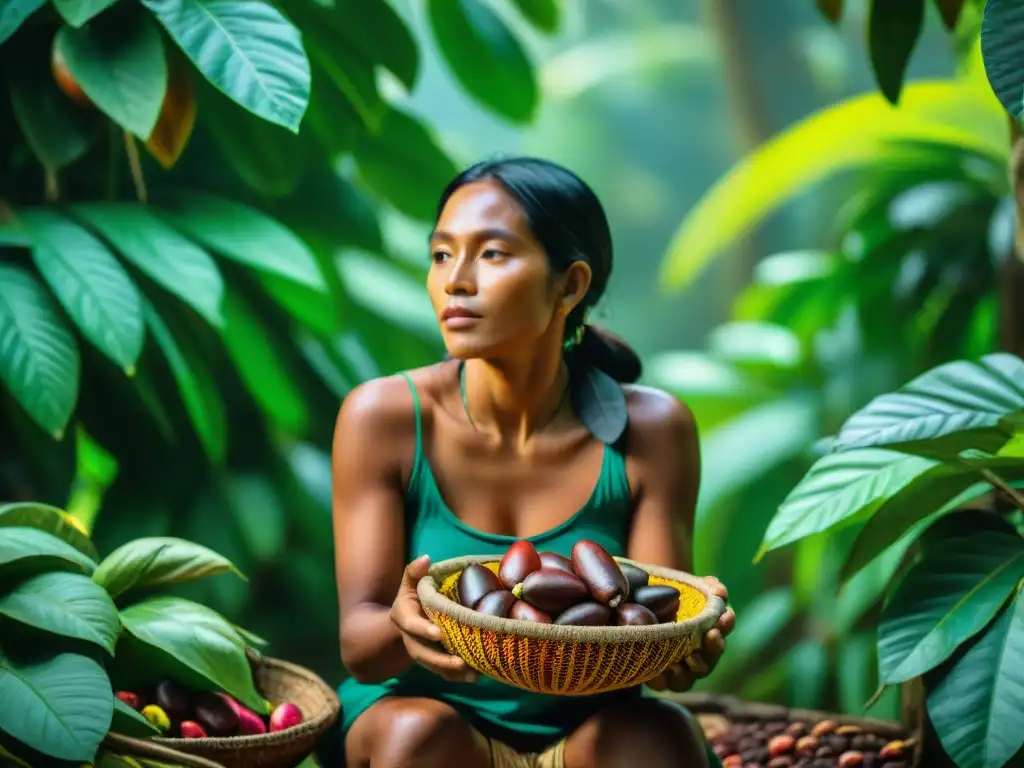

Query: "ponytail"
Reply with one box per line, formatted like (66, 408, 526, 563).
(567, 324, 642, 384)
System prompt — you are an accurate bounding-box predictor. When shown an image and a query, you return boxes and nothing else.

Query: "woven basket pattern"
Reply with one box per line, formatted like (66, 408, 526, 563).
(419, 556, 725, 696)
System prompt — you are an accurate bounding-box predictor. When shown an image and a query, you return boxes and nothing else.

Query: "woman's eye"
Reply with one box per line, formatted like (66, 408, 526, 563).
(481, 248, 506, 260)
(431, 250, 450, 263)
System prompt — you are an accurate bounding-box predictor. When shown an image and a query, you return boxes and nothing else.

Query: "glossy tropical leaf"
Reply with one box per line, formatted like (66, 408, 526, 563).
(0, 527, 97, 575)
(0, 264, 80, 438)
(981, 0, 1024, 121)
(53, 0, 119, 26)
(20, 209, 144, 373)
(757, 449, 937, 560)
(868, 0, 925, 105)
(157, 192, 325, 289)
(0, 502, 98, 560)
(219, 290, 309, 433)
(141, 0, 311, 132)
(428, 0, 538, 123)
(144, 46, 197, 168)
(110, 696, 159, 737)
(54, 15, 167, 138)
(8, 52, 98, 170)
(0, 0, 45, 45)
(570, 365, 628, 445)
(93, 536, 244, 600)
(879, 529, 1024, 683)
(833, 354, 1024, 458)
(815, 0, 843, 24)
(70, 203, 224, 327)
(0, 572, 120, 653)
(0, 648, 113, 761)
(353, 107, 459, 222)
(834, 536, 913, 635)
(223, 475, 286, 564)
(658, 81, 1007, 290)
(143, 302, 226, 463)
(119, 596, 266, 712)
(509, 0, 560, 33)
(927, 589, 1024, 768)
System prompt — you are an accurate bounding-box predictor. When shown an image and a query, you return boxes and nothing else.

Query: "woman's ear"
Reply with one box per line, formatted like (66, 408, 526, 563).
(561, 260, 593, 315)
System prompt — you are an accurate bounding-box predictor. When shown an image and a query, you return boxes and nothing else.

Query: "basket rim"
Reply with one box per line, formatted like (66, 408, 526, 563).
(418, 554, 726, 643)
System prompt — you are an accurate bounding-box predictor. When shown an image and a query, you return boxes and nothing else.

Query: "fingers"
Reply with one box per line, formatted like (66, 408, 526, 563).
(702, 575, 728, 602)
(716, 607, 736, 638)
(402, 632, 478, 683)
(666, 663, 695, 692)
(701, 628, 726, 667)
(402, 554, 432, 589)
(391, 591, 443, 643)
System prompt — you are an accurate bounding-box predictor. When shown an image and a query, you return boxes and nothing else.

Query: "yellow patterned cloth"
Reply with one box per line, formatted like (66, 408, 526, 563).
(485, 732, 565, 768)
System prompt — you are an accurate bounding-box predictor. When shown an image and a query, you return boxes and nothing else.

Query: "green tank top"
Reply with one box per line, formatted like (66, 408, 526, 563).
(337, 372, 639, 748)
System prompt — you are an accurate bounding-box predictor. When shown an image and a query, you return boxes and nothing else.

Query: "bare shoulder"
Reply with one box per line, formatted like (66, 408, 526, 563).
(623, 384, 699, 450)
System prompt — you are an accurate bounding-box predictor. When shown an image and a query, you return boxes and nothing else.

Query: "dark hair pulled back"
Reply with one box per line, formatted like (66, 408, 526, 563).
(436, 156, 642, 384)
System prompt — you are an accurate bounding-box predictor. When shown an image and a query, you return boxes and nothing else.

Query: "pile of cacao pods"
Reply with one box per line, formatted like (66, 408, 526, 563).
(456, 539, 681, 626)
(116, 680, 304, 739)
(708, 717, 914, 768)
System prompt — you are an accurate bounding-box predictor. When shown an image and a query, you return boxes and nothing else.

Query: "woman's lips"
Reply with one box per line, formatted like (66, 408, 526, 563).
(442, 306, 480, 328)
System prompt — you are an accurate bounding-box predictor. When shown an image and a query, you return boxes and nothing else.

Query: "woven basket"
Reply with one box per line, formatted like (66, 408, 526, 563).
(103, 654, 341, 768)
(417, 554, 726, 696)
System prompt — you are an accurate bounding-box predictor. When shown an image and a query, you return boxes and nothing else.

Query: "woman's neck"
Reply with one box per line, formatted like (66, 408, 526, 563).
(461, 341, 568, 447)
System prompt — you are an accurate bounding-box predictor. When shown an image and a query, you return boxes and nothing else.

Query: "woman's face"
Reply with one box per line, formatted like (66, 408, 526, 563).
(428, 180, 583, 360)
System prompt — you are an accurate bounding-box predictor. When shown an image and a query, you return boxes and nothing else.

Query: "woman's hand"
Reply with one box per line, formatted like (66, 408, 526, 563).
(389, 555, 479, 684)
(646, 576, 735, 693)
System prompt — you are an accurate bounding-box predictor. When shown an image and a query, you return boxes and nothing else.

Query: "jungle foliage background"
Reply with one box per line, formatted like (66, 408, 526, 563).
(0, 0, 1012, 730)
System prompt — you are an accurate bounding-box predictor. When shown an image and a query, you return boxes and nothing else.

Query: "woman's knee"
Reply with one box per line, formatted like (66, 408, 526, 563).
(564, 697, 710, 768)
(346, 697, 488, 768)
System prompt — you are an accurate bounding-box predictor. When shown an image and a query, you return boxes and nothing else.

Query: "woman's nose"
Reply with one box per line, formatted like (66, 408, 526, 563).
(444, 256, 477, 295)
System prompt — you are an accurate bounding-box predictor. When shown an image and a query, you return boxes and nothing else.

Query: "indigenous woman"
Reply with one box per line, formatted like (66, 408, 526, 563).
(332, 157, 735, 768)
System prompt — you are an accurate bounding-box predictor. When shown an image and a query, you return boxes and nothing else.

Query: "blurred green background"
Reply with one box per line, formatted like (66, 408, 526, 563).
(0, 0, 1011, 726)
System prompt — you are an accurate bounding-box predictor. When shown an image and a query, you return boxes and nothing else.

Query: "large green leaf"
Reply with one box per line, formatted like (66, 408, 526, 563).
(868, 0, 925, 105)
(21, 209, 144, 374)
(354, 107, 460, 222)
(53, 0, 119, 26)
(119, 597, 266, 712)
(0, 648, 113, 761)
(0, 572, 120, 653)
(93, 536, 244, 601)
(220, 289, 309, 433)
(143, 301, 226, 463)
(427, 0, 538, 123)
(141, 0, 311, 132)
(834, 354, 1024, 458)
(0, 527, 96, 575)
(0, 0, 45, 44)
(8, 51, 98, 170)
(0, 502, 98, 560)
(509, 0, 560, 33)
(157, 192, 325, 289)
(222, 475, 286, 564)
(0, 264, 80, 438)
(70, 203, 225, 327)
(927, 589, 1024, 768)
(756, 450, 937, 560)
(658, 81, 1008, 290)
(54, 14, 167, 138)
(981, 0, 1024, 121)
(110, 696, 160, 737)
(878, 529, 1024, 684)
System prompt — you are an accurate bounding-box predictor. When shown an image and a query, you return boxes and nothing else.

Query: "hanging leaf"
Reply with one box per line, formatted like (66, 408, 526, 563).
(93, 536, 244, 600)
(868, 0, 926, 105)
(53, 0, 119, 27)
(878, 529, 1024, 683)
(220, 289, 309, 433)
(7, 47, 99, 170)
(0, 263, 80, 438)
(934, 0, 965, 30)
(143, 301, 226, 463)
(427, 0, 538, 123)
(757, 450, 936, 560)
(144, 45, 197, 168)
(0, 572, 120, 653)
(222, 475, 287, 564)
(815, 0, 843, 24)
(70, 203, 224, 328)
(110, 696, 159, 738)
(0, 502, 98, 560)
(0, 527, 97, 575)
(0, 0, 46, 45)
(54, 13, 167, 138)
(569, 365, 628, 445)
(119, 596, 266, 712)
(0, 648, 113, 762)
(353, 107, 460, 222)
(509, 0, 560, 33)
(833, 354, 1024, 458)
(927, 589, 1024, 768)
(157, 191, 325, 289)
(21, 209, 144, 373)
(981, 0, 1024, 121)
(141, 0, 310, 132)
